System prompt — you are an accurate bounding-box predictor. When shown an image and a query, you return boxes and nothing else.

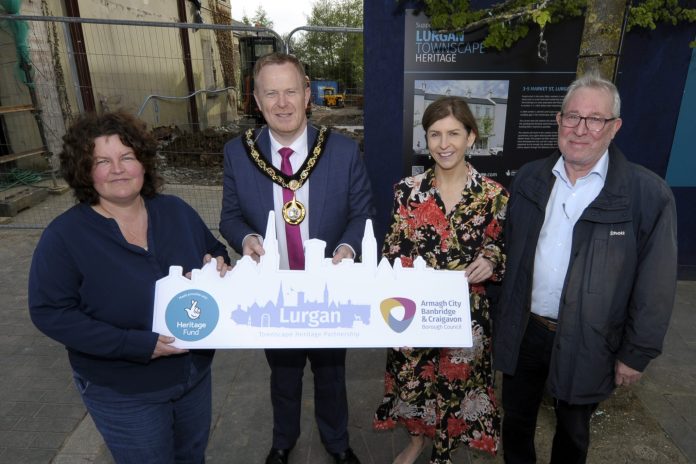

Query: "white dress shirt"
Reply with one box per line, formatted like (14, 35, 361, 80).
(530, 151, 609, 319)
(269, 126, 310, 270)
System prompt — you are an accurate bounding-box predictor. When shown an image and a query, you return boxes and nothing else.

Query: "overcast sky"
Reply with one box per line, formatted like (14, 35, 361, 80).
(231, 0, 315, 36)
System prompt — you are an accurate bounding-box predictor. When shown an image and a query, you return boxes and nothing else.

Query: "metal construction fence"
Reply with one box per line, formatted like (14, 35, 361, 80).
(0, 11, 363, 230)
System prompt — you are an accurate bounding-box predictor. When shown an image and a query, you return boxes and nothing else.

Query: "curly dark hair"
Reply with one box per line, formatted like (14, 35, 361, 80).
(60, 111, 163, 204)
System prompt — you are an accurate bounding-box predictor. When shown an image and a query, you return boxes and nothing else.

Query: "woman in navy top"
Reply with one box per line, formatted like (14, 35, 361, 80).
(28, 111, 229, 464)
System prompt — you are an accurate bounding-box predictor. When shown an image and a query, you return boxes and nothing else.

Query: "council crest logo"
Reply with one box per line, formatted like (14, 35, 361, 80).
(380, 297, 416, 333)
(165, 290, 219, 341)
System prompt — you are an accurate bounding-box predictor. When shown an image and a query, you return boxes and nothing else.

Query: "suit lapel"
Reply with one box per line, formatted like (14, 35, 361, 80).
(308, 125, 329, 237)
(256, 127, 275, 217)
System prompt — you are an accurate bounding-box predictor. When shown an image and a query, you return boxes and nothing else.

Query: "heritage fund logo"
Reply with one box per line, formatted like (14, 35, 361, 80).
(166, 290, 219, 341)
(380, 298, 417, 333)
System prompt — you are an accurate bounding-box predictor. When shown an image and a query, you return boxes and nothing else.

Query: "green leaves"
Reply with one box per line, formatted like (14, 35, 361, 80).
(532, 9, 552, 28)
(485, 22, 530, 50)
(291, 0, 364, 89)
(403, 0, 696, 50)
(242, 5, 274, 29)
(628, 0, 696, 30)
(627, 0, 696, 46)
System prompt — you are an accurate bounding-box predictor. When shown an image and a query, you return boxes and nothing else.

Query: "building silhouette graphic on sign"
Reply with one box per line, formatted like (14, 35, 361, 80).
(228, 211, 375, 329)
(231, 284, 371, 329)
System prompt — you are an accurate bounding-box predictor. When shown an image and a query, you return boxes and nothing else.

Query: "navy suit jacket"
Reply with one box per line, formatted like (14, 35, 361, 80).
(219, 125, 374, 259)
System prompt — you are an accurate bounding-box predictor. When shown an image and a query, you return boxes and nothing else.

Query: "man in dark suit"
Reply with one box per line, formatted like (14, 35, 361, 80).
(219, 52, 372, 464)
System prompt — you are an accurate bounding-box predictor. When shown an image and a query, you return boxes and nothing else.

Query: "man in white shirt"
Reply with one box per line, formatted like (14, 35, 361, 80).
(493, 73, 678, 463)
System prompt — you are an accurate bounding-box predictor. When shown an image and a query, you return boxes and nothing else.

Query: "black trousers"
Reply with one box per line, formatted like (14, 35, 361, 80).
(265, 348, 349, 453)
(502, 316, 598, 464)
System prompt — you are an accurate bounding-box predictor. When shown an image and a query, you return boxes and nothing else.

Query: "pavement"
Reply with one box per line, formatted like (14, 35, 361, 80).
(1, 186, 695, 464)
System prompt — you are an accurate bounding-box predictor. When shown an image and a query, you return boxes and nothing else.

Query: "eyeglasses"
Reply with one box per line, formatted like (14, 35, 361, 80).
(559, 113, 617, 132)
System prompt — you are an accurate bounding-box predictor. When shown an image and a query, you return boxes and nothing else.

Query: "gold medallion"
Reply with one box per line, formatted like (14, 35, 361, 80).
(241, 126, 329, 227)
(282, 197, 306, 225)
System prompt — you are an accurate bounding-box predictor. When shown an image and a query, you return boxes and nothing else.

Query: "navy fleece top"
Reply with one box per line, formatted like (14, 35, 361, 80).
(28, 194, 229, 393)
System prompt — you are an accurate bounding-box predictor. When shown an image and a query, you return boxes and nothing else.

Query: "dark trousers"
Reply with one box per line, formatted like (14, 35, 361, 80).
(265, 348, 349, 453)
(502, 316, 598, 464)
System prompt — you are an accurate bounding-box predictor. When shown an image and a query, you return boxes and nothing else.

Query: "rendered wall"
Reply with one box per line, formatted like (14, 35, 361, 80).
(35, 0, 236, 131)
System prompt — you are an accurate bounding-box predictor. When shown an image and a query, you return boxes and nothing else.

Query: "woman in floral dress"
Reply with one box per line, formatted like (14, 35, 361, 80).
(373, 96, 508, 464)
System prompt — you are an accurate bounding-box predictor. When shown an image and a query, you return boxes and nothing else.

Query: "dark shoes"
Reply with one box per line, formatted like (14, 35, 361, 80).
(330, 447, 361, 464)
(265, 448, 291, 464)
(265, 446, 360, 464)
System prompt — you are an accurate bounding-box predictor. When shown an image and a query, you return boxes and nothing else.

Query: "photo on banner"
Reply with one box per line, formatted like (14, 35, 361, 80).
(412, 79, 510, 175)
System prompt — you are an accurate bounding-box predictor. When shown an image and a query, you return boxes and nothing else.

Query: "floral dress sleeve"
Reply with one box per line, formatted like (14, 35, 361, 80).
(381, 177, 420, 265)
(477, 179, 508, 282)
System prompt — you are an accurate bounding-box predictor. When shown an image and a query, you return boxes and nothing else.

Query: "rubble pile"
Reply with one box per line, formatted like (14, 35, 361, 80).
(154, 107, 365, 186)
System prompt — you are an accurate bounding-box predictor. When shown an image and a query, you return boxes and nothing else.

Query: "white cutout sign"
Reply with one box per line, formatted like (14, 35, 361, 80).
(152, 212, 472, 348)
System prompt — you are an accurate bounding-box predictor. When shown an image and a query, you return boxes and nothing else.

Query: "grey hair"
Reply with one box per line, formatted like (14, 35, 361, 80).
(561, 73, 621, 118)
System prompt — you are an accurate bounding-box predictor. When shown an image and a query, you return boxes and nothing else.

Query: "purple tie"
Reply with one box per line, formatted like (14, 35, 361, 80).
(279, 147, 305, 270)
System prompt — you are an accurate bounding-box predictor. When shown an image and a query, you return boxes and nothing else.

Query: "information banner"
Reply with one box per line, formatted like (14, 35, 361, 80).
(152, 213, 472, 349)
(404, 9, 583, 185)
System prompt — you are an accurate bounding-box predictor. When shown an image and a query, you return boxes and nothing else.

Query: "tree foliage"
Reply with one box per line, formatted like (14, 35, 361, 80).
(629, 0, 696, 44)
(242, 5, 274, 29)
(291, 0, 364, 91)
(405, 0, 696, 50)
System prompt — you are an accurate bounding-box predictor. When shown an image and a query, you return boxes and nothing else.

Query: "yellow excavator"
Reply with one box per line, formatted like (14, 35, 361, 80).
(322, 87, 345, 108)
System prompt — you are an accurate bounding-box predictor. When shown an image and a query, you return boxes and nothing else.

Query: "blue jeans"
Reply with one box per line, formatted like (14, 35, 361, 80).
(73, 364, 212, 464)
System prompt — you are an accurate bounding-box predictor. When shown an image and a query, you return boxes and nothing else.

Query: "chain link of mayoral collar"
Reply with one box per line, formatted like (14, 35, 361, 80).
(242, 126, 330, 192)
